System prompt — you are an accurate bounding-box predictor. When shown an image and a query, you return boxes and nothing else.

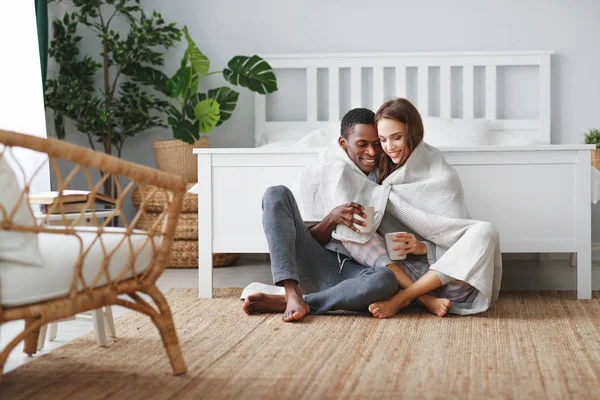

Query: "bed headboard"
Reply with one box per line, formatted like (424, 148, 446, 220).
(255, 51, 553, 146)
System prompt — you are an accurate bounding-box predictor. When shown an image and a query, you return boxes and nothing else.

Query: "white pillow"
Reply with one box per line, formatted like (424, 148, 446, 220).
(423, 117, 491, 147)
(294, 129, 335, 148)
(256, 124, 341, 147)
(258, 129, 334, 149)
(0, 156, 43, 268)
(255, 129, 314, 147)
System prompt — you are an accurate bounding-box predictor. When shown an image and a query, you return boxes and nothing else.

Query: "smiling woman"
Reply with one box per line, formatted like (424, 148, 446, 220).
(375, 98, 425, 182)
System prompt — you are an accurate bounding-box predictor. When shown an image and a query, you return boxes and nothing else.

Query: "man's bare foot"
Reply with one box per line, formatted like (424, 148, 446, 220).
(368, 291, 413, 319)
(282, 281, 310, 322)
(419, 295, 451, 317)
(243, 293, 286, 314)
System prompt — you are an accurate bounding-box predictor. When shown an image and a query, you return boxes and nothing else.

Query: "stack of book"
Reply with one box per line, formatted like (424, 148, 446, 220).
(29, 190, 117, 214)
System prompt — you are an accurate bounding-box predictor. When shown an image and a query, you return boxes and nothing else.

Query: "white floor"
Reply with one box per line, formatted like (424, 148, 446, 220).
(1, 256, 598, 374)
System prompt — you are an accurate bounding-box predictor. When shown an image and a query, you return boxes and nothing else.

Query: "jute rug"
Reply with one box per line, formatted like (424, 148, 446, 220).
(1, 289, 599, 399)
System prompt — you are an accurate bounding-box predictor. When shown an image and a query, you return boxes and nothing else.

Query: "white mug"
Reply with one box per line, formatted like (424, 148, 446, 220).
(354, 206, 374, 233)
(385, 232, 407, 261)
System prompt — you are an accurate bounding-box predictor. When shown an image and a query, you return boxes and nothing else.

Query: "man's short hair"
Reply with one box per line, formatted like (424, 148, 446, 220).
(340, 108, 375, 139)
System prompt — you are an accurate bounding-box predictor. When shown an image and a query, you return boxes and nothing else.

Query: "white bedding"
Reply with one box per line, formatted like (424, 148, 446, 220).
(257, 117, 543, 149)
(258, 128, 335, 149)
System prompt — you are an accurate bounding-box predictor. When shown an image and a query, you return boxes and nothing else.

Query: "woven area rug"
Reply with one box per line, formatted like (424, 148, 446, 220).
(2, 289, 599, 399)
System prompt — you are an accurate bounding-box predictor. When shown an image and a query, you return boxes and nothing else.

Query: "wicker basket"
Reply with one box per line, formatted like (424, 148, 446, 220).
(167, 240, 241, 268)
(153, 137, 209, 182)
(137, 212, 198, 240)
(592, 148, 600, 170)
(132, 184, 198, 213)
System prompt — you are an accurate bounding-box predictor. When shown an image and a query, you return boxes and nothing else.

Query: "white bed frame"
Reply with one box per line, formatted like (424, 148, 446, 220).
(194, 51, 594, 299)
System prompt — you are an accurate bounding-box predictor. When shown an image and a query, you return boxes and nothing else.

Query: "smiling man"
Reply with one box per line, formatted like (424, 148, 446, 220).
(243, 108, 399, 322)
(338, 108, 382, 176)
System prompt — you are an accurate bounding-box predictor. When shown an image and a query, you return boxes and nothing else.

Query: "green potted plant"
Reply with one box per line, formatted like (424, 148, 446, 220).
(584, 127, 600, 170)
(123, 26, 278, 182)
(45, 0, 180, 197)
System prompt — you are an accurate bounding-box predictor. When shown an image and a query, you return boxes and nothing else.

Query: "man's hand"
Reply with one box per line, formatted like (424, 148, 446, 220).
(391, 232, 427, 256)
(326, 202, 366, 233)
(309, 202, 366, 245)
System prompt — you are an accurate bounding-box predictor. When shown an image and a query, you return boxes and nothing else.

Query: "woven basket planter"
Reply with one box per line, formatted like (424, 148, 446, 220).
(153, 137, 209, 182)
(592, 148, 600, 170)
(132, 184, 198, 213)
(137, 212, 198, 240)
(167, 240, 241, 268)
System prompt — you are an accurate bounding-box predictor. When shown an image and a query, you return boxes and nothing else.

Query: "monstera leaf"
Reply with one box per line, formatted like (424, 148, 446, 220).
(194, 98, 220, 133)
(188, 87, 239, 127)
(173, 119, 198, 144)
(223, 55, 277, 94)
(165, 66, 199, 99)
(122, 63, 169, 93)
(182, 26, 209, 77)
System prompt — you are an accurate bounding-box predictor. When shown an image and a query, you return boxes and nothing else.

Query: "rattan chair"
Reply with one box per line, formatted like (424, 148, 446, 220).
(0, 129, 188, 379)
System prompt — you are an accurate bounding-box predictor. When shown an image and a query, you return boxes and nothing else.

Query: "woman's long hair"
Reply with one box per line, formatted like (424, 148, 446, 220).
(375, 98, 424, 183)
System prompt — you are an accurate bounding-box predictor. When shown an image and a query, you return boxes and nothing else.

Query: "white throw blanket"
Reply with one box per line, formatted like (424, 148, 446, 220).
(294, 139, 502, 315)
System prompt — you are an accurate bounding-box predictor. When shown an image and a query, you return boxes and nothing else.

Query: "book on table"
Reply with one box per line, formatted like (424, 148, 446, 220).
(29, 190, 117, 214)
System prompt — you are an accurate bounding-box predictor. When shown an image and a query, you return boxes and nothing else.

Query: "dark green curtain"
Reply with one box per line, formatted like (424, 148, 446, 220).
(34, 0, 48, 92)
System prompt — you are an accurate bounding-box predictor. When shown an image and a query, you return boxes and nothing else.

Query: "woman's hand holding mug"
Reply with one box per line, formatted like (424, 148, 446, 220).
(386, 232, 427, 258)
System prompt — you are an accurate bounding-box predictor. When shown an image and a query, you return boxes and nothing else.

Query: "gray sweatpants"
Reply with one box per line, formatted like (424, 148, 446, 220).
(262, 185, 399, 314)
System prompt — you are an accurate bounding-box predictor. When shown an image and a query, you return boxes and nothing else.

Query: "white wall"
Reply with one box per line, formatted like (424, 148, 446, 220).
(0, 0, 50, 193)
(46, 1, 600, 247)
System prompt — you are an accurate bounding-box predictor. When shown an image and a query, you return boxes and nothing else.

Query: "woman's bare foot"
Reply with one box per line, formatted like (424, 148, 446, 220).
(282, 282, 310, 322)
(243, 293, 286, 314)
(282, 299, 310, 322)
(368, 291, 413, 319)
(418, 295, 451, 317)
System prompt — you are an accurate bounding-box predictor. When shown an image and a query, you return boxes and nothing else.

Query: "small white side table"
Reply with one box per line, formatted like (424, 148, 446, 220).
(34, 210, 118, 349)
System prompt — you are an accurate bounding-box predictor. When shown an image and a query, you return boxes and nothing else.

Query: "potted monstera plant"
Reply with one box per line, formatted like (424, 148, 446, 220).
(124, 27, 277, 181)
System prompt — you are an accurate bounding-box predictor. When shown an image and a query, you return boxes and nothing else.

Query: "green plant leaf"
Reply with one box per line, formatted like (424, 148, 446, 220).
(182, 26, 209, 77)
(223, 55, 277, 94)
(122, 63, 169, 93)
(165, 67, 198, 99)
(584, 128, 600, 148)
(187, 93, 206, 118)
(207, 87, 239, 126)
(187, 88, 239, 127)
(173, 119, 198, 144)
(193, 98, 220, 133)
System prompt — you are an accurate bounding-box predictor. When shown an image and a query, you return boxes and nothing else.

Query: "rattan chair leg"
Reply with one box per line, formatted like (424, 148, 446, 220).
(145, 286, 187, 375)
(23, 319, 41, 356)
(0, 352, 7, 381)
